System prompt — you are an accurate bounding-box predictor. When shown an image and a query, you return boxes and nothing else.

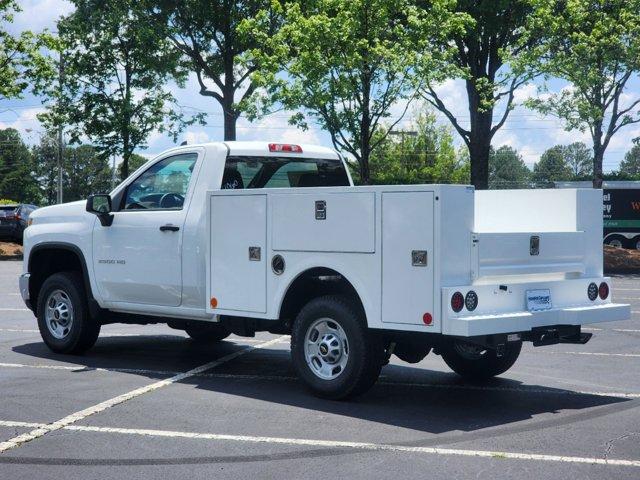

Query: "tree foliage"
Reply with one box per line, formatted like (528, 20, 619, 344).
(146, 0, 279, 141)
(418, 0, 537, 190)
(247, 0, 465, 184)
(526, 0, 640, 187)
(361, 111, 469, 185)
(0, 128, 40, 203)
(40, 0, 202, 179)
(488, 145, 531, 189)
(619, 143, 640, 178)
(532, 145, 573, 186)
(0, 0, 55, 101)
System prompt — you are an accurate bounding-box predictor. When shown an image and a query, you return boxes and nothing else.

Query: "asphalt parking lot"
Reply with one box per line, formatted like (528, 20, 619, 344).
(0, 260, 638, 479)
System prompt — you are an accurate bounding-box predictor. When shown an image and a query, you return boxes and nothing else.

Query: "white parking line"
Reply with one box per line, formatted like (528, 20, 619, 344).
(550, 351, 640, 358)
(582, 327, 640, 333)
(0, 420, 638, 467)
(1, 361, 638, 399)
(0, 336, 287, 454)
(0, 308, 30, 312)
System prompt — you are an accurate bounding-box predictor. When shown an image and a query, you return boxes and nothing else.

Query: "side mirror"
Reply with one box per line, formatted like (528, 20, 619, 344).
(86, 194, 114, 227)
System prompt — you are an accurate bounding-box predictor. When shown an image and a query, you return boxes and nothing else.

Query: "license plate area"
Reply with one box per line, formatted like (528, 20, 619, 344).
(526, 289, 552, 312)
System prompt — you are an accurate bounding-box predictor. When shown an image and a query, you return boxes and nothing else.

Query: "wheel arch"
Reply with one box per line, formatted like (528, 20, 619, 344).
(277, 266, 369, 327)
(28, 242, 95, 315)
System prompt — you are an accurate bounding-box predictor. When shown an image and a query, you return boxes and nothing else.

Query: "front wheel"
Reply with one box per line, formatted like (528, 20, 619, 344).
(440, 339, 522, 381)
(37, 272, 100, 354)
(291, 295, 384, 400)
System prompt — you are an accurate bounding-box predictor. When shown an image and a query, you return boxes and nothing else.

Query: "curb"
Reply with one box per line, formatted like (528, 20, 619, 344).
(0, 255, 22, 261)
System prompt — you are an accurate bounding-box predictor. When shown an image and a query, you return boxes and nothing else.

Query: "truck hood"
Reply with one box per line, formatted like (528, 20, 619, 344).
(30, 200, 88, 223)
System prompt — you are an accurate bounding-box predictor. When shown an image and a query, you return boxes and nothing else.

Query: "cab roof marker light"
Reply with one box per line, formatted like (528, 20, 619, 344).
(268, 143, 303, 153)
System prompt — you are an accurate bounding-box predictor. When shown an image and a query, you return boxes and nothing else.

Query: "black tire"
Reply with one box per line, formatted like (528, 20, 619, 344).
(37, 271, 100, 354)
(291, 295, 384, 400)
(440, 339, 522, 381)
(184, 323, 230, 343)
(605, 235, 626, 249)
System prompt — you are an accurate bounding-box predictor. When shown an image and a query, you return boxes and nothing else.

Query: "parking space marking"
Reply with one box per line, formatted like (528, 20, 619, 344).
(550, 351, 640, 358)
(582, 327, 640, 333)
(1, 361, 638, 399)
(0, 420, 638, 468)
(0, 336, 287, 454)
(0, 308, 30, 312)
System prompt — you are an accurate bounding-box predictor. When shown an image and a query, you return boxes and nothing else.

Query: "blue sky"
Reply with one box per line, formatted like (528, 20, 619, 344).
(2, 0, 640, 171)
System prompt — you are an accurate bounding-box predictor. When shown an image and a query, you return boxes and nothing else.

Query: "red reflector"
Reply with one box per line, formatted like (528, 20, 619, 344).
(268, 143, 303, 153)
(451, 292, 464, 313)
(422, 313, 433, 325)
(598, 282, 609, 300)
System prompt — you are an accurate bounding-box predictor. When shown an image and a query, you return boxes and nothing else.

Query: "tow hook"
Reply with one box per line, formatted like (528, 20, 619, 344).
(527, 325, 592, 347)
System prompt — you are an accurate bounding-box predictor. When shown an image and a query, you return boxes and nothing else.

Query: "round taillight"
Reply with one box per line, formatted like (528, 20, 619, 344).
(587, 282, 598, 301)
(599, 282, 609, 300)
(451, 292, 464, 312)
(465, 291, 478, 311)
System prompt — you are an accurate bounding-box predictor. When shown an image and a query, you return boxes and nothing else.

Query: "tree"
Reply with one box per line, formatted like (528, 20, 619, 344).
(117, 153, 148, 179)
(488, 145, 531, 189)
(417, 0, 537, 190)
(146, 0, 279, 140)
(65, 145, 113, 201)
(0, 0, 54, 101)
(526, 0, 640, 188)
(532, 145, 573, 186)
(364, 111, 469, 185)
(32, 134, 59, 205)
(40, 0, 202, 180)
(564, 142, 593, 179)
(249, 0, 464, 184)
(619, 143, 640, 178)
(0, 129, 40, 203)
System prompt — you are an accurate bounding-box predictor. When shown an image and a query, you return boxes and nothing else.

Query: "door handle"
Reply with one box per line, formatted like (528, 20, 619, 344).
(159, 225, 180, 232)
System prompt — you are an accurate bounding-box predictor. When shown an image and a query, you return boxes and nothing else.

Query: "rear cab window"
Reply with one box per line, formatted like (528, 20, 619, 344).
(221, 156, 350, 190)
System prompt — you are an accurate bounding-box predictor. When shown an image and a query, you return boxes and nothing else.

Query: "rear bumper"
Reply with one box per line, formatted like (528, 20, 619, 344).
(446, 302, 630, 337)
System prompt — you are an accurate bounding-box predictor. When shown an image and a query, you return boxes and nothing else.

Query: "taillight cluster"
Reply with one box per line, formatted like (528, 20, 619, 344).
(451, 290, 478, 312)
(588, 282, 609, 301)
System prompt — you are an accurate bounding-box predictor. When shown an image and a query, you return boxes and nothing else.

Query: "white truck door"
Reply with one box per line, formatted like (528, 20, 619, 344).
(93, 152, 199, 307)
(382, 191, 436, 327)
(209, 194, 267, 313)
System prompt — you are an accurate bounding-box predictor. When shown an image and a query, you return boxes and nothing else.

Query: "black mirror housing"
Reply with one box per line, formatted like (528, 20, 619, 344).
(86, 194, 114, 226)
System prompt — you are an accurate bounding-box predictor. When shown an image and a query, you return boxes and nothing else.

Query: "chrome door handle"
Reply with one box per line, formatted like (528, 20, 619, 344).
(159, 225, 180, 232)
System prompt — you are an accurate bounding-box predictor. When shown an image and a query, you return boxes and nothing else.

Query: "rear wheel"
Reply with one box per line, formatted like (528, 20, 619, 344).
(185, 323, 230, 343)
(291, 295, 384, 400)
(605, 235, 625, 248)
(440, 339, 522, 381)
(37, 272, 100, 354)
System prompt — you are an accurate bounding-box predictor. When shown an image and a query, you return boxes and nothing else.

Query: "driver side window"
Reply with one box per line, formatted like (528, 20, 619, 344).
(123, 153, 197, 210)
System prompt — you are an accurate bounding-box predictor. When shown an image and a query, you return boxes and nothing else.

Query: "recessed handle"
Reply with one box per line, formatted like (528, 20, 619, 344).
(159, 225, 180, 232)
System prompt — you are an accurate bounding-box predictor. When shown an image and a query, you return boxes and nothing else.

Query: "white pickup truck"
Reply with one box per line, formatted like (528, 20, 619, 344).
(19, 141, 630, 399)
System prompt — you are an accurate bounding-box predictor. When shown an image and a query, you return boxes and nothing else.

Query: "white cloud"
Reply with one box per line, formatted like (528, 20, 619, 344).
(8, 0, 73, 34)
(183, 130, 211, 144)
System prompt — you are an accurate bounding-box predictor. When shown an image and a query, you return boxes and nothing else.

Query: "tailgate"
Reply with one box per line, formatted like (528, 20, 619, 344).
(472, 231, 586, 278)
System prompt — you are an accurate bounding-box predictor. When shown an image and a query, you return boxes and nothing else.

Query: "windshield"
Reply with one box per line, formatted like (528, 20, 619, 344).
(221, 156, 350, 190)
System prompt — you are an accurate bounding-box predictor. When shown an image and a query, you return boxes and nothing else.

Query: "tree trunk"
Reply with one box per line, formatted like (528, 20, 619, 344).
(466, 80, 493, 190)
(121, 133, 130, 180)
(592, 146, 604, 188)
(592, 120, 604, 189)
(222, 60, 237, 141)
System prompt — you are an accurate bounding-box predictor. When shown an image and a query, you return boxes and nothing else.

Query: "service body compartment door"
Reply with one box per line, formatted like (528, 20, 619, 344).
(209, 194, 267, 313)
(382, 192, 435, 326)
(271, 192, 375, 253)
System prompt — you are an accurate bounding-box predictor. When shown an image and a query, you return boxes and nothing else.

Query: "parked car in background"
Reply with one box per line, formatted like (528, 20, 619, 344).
(0, 204, 38, 243)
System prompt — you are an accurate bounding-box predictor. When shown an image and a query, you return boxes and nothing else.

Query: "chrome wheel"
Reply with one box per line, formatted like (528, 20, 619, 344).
(304, 317, 349, 380)
(44, 289, 74, 339)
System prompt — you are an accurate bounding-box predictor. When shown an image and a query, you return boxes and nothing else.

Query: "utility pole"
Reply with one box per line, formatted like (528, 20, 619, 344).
(57, 51, 65, 204)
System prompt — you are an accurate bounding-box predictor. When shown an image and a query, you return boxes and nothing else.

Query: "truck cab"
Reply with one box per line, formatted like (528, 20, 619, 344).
(19, 141, 630, 399)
